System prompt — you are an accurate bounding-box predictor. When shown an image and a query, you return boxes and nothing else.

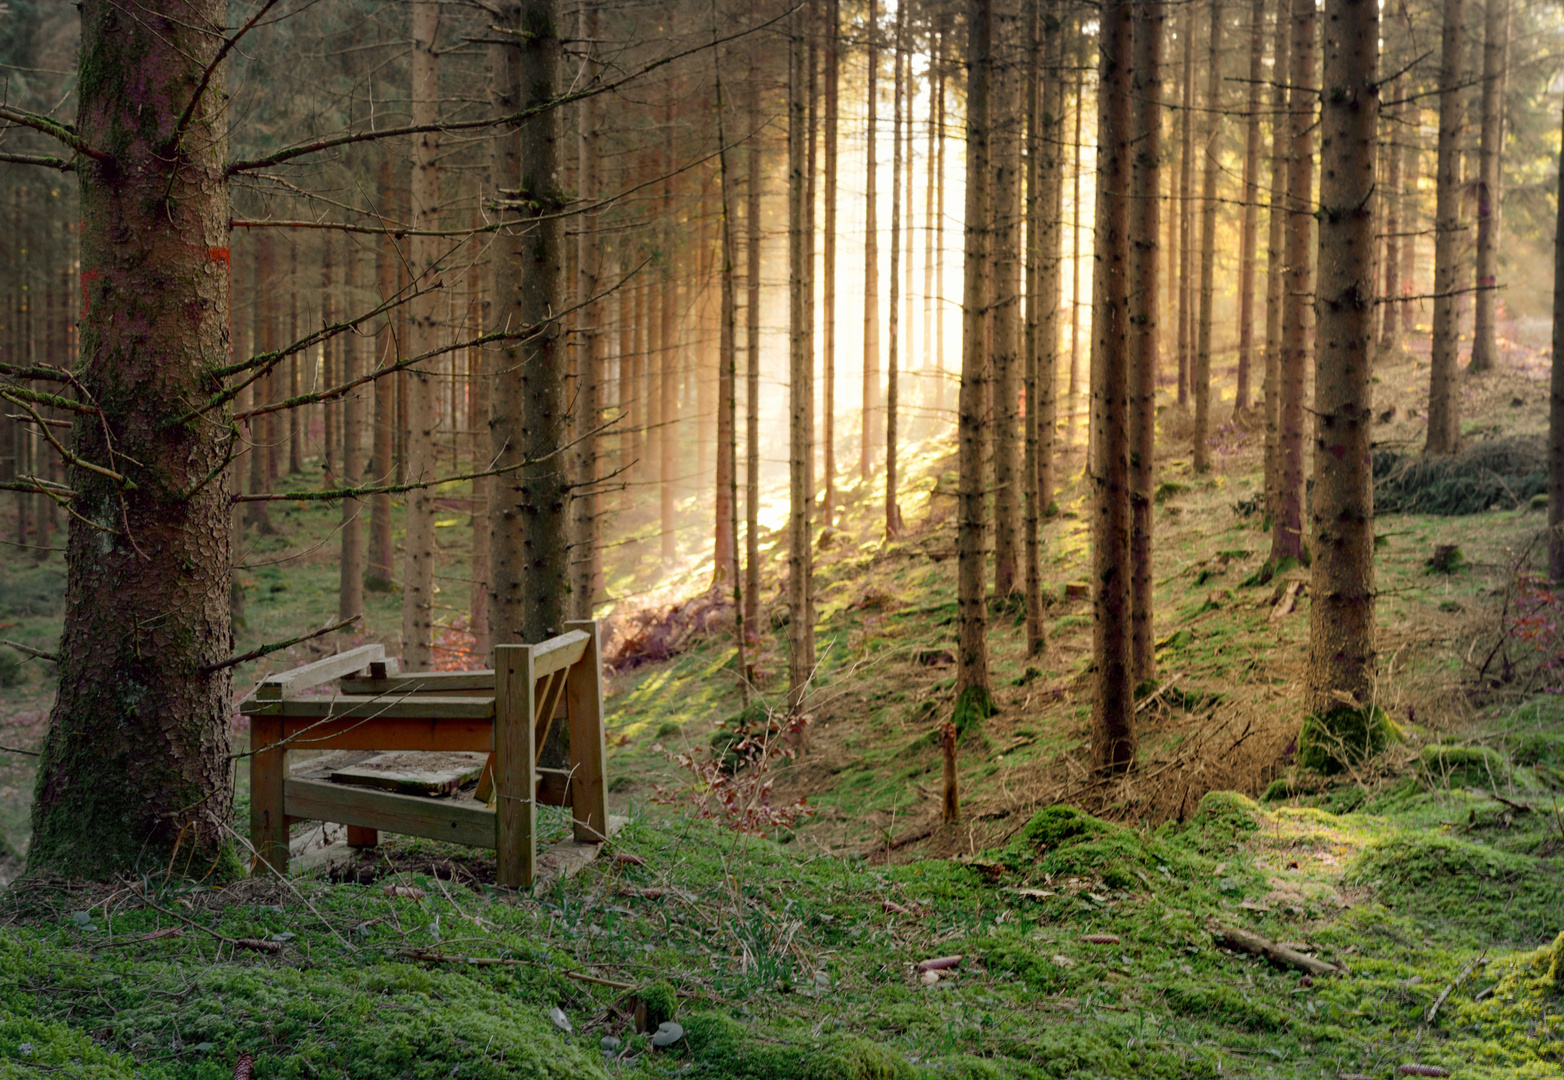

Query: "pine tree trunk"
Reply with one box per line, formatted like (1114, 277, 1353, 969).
(715, 32, 741, 599)
(1380, 73, 1406, 357)
(659, 102, 678, 565)
(1192, 0, 1222, 473)
(288, 239, 302, 476)
(1263, 0, 1292, 519)
(1177, 15, 1195, 408)
(862, 0, 881, 483)
(957, 0, 995, 714)
(490, 0, 568, 646)
(788, 5, 816, 713)
(574, 1, 601, 618)
(1130, 0, 1165, 686)
(1023, 0, 1048, 657)
(936, 39, 949, 417)
(368, 160, 396, 591)
(340, 244, 364, 630)
(247, 240, 273, 534)
(924, 26, 940, 426)
(1549, 89, 1564, 581)
(1425, 0, 1465, 453)
(468, 212, 490, 660)
(886, 2, 907, 539)
(1468, 0, 1507, 372)
(1038, 11, 1064, 512)
(1068, 63, 1084, 445)
(1307, 0, 1378, 728)
(1236, 0, 1265, 413)
(29, 0, 236, 878)
(1271, 0, 1315, 565)
(402, 0, 440, 671)
(745, 58, 763, 648)
(1092, 0, 1137, 772)
(823, 0, 840, 526)
(1402, 119, 1421, 337)
(323, 233, 337, 483)
(991, 0, 1024, 596)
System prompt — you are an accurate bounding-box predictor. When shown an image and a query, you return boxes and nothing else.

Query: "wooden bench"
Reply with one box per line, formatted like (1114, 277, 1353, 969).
(239, 620, 608, 888)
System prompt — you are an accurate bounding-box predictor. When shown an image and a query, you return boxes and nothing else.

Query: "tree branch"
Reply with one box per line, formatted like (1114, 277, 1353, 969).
(3, 639, 57, 663)
(173, 0, 283, 145)
(199, 615, 361, 675)
(0, 150, 73, 171)
(0, 107, 108, 161)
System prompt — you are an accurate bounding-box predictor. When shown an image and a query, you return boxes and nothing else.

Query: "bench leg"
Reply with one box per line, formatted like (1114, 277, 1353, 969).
(564, 620, 609, 844)
(346, 826, 379, 848)
(250, 716, 289, 875)
(494, 643, 536, 888)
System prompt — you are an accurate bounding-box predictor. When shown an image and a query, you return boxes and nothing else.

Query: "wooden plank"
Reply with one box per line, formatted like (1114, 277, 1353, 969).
(474, 752, 497, 805)
(563, 620, 610, 844)
(494, 644, 536, 888)
(339, 670, 496, 695)
(328, 751, 488, 796)
(531, 629, 589, 679)
(532, 668, 567, 753)
(284, 776, 497, 848)
(275, 716, 492, 753)
(250, 716, 290, 875)
(255, 644, 385, 700)
(239, 695, 496, 720)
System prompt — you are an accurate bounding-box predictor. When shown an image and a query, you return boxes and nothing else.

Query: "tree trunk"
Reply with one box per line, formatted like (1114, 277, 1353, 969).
(1402, 117, 1421, 337)
(367, 165, 396, 591)
(714, 30, 743, 669)
(991, 0, 1024, 595)
(1264, 0, 1292, 519)
(574, 1, 601, 618)
(823, 0, 840, 526)
(659, 103, 678, 565)
(886, 2, 907, 539)
(288, 239, 302, 476)
(340, 243, 364, 631)
(402, 0, 439, 671)
(1307, 0, 1378, 734)
(1468, 0, 1507, 373)
(1549, 88, 1564, 581)
(1092, 0, 1137, 772)
(788, 5, 816, 714)
(1177, 13, 1195, 408)
(936, 35, 949, 418)
(957, 0, 995, 719)
(1068, 63, 1085, 446)
(322, 233, 337, 483)
(925, 26, 941, 426)
(29, 0, 236, 878)
(1270, 0, 1315, 565)
(1130, 0, 1165, 686)
(1192, 0, 1222, 473)
(490, 0, 568, 646)
(862, 0, 881, 483)
(745, 57, 763, 650)
(1035, 11, 1063, 520)
(247, 238, 274, 534)
(468, 209, 491, 660)
(1425, 0, 1465, 454)
(1380, 73, 1406, 357)
(1236, 0, 1264, 413)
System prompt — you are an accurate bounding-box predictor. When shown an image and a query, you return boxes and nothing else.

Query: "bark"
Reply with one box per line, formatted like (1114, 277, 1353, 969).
(1035, 17, 1064, 518)
(1550, 89, 1564, 582)
(1236, 0, 1265, 412)
(862, 0, 881, 483)
(1380, 73, 1406, 357)
(29, 0, 235, 878)
(247, 239, 273, 534)
(1092, 0, 1137, 772)
(1177, 13, 1195, 408)
(1270, 0, 1315, 565)
(1307, 0, 1378, 723)
(489, 0, 568, 646)
(1130, 0, 1165, 686)
(402, 1, 439, 671)
(367, 160, 397, 591)
(659, 101, 678, 566)
(1192, 0, 1222, 473)
(886, 1, 907, 539)
(958, 0, 994, 705)
(1402, 120, 1421, 337)
(714, 55, 738, 587)
(788, 5, 815, 713)
(745, 57, 763, 649)
(924, 27, 940, 424)
(936, 37, 950, 416)
(1424, 0, 1465, 454)
(823, 0, 839, 525)
(1468, 0, 1507, 373)
(1264, 0, 1293, 519)
(288, 240, 302, 476)
(991, 0, 1024, 595)
(469, 219, 490, 660)
(322, 233, 337, 482)
(1068, 63, 1085, 446)
(574, 1, 601, 617)
(339, 244, 364, 630)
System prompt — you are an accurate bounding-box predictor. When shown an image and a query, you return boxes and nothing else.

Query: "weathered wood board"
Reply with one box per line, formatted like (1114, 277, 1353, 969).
(328, 751, 488, 797)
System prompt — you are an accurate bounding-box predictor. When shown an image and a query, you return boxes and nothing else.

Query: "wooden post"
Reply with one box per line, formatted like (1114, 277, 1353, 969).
(494, 643, 536, 888)
(346, 826, 379, 847)
(250, 715, 289, 874)
(563, 619, 609, 843)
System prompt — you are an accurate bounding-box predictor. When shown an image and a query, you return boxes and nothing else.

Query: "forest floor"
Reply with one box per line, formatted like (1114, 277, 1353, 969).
(0, 325, 1562, 1077)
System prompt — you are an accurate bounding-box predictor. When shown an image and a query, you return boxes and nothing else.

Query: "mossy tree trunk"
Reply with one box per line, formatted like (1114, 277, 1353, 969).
(488, 0, 568, 646)
(1091, 0, 1136, 772)
(1306, 0, 1379, 724)
(29, 0, 237, 879)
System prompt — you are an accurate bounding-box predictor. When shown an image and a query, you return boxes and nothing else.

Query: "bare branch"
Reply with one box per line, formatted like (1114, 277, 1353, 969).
(3, 639, 57, 663)
(0, 150, 73, 171)
(199, 614, 361, 675)
(174, 0, 283, 145)
(0, 107, 108, 161)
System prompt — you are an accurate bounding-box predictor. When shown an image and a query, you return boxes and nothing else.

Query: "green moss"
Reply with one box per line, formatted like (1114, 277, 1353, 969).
(982, 933, 1065, 992)
(1158, 981, 1289, 1032)
(1418, 744, 1511, 788)
(1184, 791, 1261, 849)
(1298, 705, 1398, 773)
(683, 1012, 914, 1080)
(636, 980, 679, 1029)
(951, 685, 995, 745)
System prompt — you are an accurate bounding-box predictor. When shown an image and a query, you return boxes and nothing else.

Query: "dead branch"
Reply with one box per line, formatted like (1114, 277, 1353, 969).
(4, 639, 58, 663)
(1211, 925, 1343, 977)
(199, 615, 360, 675)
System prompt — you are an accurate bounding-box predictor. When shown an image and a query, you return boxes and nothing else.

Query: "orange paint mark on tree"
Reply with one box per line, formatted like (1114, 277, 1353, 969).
(80, 268, 101, 317)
